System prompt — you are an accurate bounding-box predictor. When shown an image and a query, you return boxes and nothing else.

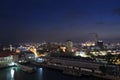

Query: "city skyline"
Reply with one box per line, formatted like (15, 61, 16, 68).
(0, 0, 120, 43)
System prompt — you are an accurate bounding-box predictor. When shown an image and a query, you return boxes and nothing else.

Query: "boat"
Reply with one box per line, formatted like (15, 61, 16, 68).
(17, 64, 36, 73)
(18, 60, 30, 65)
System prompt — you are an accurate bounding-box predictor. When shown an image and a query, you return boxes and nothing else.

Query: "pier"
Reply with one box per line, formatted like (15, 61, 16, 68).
(32, 57, 120, 80)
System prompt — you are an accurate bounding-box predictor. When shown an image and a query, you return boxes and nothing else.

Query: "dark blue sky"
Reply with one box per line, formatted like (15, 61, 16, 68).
(0, 0, 120, 43)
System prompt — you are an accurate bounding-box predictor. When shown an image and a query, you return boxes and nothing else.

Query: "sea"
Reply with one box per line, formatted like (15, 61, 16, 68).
(0, 66, 103, 80)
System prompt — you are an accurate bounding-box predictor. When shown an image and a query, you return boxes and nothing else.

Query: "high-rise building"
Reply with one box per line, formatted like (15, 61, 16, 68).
(10, 44, 13, 52)
(97, 40, 103, 49)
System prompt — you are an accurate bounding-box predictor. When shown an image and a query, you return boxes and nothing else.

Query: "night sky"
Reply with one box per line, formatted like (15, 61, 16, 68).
(0, 0, 120, 43)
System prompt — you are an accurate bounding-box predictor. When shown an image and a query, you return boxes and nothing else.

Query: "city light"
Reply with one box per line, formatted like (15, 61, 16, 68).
(1, 0, 120, 80)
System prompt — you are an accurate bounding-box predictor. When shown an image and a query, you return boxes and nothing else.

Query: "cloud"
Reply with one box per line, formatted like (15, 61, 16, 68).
(112, 8, 120, 16)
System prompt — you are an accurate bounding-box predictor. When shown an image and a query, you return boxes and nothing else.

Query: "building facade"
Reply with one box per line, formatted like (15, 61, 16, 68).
(0, 52, 18, 68)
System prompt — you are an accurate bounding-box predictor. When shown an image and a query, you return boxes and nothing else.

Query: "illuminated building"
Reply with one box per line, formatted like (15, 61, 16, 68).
(85, 41, 95, 47)
(29, 46, 38, 57)
(10, 44, 13, 52)
(60, 46, 66, 52)
(75, 51, 89, 57)
(66, 40, 73, 52)
(16, 49, 20, 53)
(0, 52, 18, 68)
(97, 40, 103, 49)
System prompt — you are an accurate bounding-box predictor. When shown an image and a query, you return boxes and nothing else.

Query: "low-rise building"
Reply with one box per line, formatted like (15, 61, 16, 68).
(0, 52, 18, 68)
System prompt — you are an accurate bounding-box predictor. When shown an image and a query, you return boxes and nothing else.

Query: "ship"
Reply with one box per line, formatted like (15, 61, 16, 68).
(17, 64, 36, 73)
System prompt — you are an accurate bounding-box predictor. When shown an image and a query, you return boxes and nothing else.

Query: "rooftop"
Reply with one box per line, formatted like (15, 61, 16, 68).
(0, 52, 18, 57)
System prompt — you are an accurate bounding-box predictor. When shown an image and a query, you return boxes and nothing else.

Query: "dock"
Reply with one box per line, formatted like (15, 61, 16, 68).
(32, 57, 120, 80)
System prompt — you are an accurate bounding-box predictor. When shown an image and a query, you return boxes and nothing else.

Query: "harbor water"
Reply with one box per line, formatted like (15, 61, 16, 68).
(0, 66, 103, 80)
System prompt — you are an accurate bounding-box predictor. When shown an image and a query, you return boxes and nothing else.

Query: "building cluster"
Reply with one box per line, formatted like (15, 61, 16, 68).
(0, 52, 18, 68)
(0, 39, 120, 66)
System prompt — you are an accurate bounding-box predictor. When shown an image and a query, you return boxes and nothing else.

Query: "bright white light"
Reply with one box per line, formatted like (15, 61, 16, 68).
(11, 69, 15, 79)
(39, 68, 43, 72)
(38, 68, 43, 80)
(38, 58, 43, 61)
(9, 62, 15, 66)
(75, 51, 88, 57)
(38, 68, 43, 75)
(18, 60, 22, 63)
(37, 58, 44, 62)
(28, 56, 32, 59)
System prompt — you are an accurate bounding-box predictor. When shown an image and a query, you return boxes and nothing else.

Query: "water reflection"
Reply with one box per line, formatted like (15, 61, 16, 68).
(6, 68, 15, 80)
(38, 68, 43, 80)
(38, 68, 43, 74)
(11, 69, 14, 79)
(6, 67, 18, 80)
(0, 67, 100, 80)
